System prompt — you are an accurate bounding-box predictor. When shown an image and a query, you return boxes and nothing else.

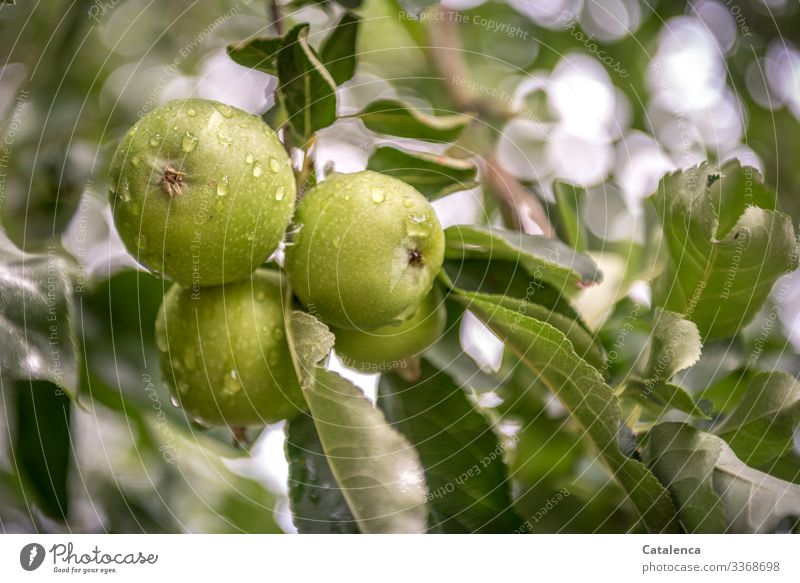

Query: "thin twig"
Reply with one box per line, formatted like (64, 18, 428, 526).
(295, 136, 317, 197)
(267, 0, 284, 36)
(232, 426, 249, 449)
(425, 7, 555, 237)
(483, 155, 555, 237)
(396, 357, 422, 382)
(426, 6, 515, 122)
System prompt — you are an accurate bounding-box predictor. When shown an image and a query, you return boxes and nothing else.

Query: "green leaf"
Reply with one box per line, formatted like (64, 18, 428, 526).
(641, 309, 703, 382)
(287, 311, 430, 533)
(367, 146, 478, 199)
(12, 381, 72, 520)
(643, 422, 728, 532)
(626, 309, 708, 418)
(0, 234, 78, 398)
(444, 224, 602, 294)
(696, 368, 759, 415)
(636, 383, 710, 419)
(378, 362, 522, 533)
(277, 24, 338, 142)
(442, 258, 587, 325)
(759, 451, 800, 485)
(287, 309, 335, 375)
(320, 11, 361, 85)
(650, 159, 798, 339)
(226, 36, 283, 74)
(355, 99, 472, 142)
(456, 294, 680, 533)
(715, 449, 800, 533)
(646, 422, 800, 533)
(552, 180, 587, 252)
(456, 289, 605, 372)
(715, 371, 800, 466)
(285, 414, 360, 533)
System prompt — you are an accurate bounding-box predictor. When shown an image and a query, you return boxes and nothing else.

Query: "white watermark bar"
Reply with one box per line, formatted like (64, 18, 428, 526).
(0, 534, 798, 581)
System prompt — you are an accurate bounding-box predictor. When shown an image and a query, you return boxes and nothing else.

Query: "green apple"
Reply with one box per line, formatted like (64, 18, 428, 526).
(109, 98, 295, 287)
(285, 171, 445, 330)
(156, 268, 303, 426)
(333, 288, 446, 371)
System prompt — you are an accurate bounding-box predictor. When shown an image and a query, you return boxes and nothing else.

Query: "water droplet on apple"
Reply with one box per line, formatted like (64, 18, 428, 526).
(252, 162, 263, 177)
(182, 131, 198, 152)
(224, 370, 241, 394)
(217, 176, 229, 197)
(156, 332, 168, 352)
(215, 103, 233, 118)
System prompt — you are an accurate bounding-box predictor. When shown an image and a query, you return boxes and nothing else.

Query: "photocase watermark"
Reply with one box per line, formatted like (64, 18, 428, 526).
(557, 12, 630, 78)
(72, 179, 95, 295)
(512, 488, 570, 533)
(337, 354, 409, 373)
(135, 3, 246, 118)
(19, 543, 46, 572)
(142, 373, 181, 464)
(45, 243, 68, 395)
(721, 0, 753, 40)
(399, 9, 528, 40)
(451, 75, 552, 130)
(720, 231, 747, 300)
(0, 87, 30, 215)
(86, 0, 121, 23)
(748, 233, 800, 365)
(685, 280, 707, 321)
(426, 434, 518, 502)
(605, 301, 643, 373)
(20, 541, 158, 574)
(507, 260, 560, 334)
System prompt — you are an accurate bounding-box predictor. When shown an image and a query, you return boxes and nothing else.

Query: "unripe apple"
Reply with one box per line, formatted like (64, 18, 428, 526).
(109, 98, 295, 287)
(285, 171, 445, 330)
(156, 269, 303, 426)
(333, 288, 446, 370)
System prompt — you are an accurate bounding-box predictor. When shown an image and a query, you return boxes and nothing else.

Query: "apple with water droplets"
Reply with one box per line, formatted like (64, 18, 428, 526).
(333, 287, 446, 370)
(109, 98, 295, 287)
(155, 268, 303, 426)
(284, 171, 445, 330)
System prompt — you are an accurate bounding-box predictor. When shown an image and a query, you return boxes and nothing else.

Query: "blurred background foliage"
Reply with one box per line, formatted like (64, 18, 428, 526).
(2, 0, 800, 533)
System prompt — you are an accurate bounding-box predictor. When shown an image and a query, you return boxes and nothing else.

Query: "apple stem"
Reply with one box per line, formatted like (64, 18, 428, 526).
(396, 357, 422, 382)
(231, 427, 249, 449)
